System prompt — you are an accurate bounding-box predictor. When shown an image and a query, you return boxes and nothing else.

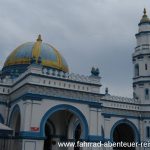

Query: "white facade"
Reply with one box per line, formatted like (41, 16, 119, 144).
(0, 10, 150, 150)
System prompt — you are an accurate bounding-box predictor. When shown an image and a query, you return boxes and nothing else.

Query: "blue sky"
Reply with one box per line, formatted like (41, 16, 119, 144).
(0, 0, 150, 97)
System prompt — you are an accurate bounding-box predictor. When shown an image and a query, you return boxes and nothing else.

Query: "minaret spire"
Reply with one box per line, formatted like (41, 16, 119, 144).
(140, 8, 150, 24)
(144, 8, 146, 15)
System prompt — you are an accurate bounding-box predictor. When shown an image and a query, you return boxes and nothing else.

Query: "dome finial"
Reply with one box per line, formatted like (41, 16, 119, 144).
(37, 34, 42, 42)
(140, 8, 150, 24)
(144, 8, 146, 15)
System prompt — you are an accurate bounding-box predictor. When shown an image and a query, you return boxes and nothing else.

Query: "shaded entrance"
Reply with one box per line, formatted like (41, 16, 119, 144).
(8, 105, 22, 150)
(74, 124, 81, 150)
(43, 109, 84, 150)
(44, 122, 53, 150)
(113, 123, 135, 150)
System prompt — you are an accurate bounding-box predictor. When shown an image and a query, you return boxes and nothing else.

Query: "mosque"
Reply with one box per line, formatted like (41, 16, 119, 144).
(0, 9, 150, 150)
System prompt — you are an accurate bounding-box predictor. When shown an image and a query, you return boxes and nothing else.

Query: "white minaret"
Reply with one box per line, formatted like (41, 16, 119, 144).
(133, 8, 150, 103)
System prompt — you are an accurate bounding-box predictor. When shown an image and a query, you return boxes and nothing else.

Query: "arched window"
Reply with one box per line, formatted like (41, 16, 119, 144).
(9, 105, 21, 150)
(9, 105, 21, 136)
(145, 64, 148, 70)
(0, 114, 4, 124)
(133, 92, 136, 99)
(135, 64, 139, 76)
(145, 88, 149, 100)
(101, 126, 105, 137)
(146, 126, 150, 138)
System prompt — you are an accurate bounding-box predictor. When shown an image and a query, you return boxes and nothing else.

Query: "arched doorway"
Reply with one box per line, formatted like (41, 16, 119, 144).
(113, 123, 135, 150)
(10, 107, 21, 136)
(41, 105, 89, 150)
(111, 120, 139, 150)
(9, 105, 21, 150)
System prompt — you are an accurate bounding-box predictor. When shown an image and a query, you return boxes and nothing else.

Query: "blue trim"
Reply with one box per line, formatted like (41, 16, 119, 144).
(102, 113, 140, 119)
(110, 119, 140, 143)
(133, 76, 150, 79)
(40, 104, 89, 140)
(0, 114, 4, 124)
(102, 112, 150, 120)
(20, 131, 45, 140)
(133, 80, 150, 85)
(8, 104, 21, 127)
(133, 54, 150, 59)
(138, 22, 150, 26)
(19, 131, 107, 142)
(9, 93, 102, 109)
(22, 93, 43, 101)
(0, 101, 8, 106)
(135, 31, 150, 37)
(0, 129, 13, 135)
(0, 84, 11, 88)
(19, 131, 73, 140)
(102, 113, 111, 118)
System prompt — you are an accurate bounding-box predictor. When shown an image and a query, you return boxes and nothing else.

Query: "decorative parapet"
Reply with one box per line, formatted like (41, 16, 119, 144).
(102, 95, 139, 104)
(101, 95, 141, 111)
(41, 66, 101, 85)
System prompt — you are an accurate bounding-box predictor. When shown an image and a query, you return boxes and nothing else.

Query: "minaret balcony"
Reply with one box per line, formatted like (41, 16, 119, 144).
(133, 44, 150, 57)
(135, 44, 150, 51)
(133, 76, 150, 83)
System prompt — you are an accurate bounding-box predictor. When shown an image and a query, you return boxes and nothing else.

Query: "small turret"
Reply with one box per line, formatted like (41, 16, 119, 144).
(91, 67, 100, 77)
(105, 87, 110, 95)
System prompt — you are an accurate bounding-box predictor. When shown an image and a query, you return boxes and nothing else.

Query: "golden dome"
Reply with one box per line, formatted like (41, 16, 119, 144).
(3, 35, 69, 77)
